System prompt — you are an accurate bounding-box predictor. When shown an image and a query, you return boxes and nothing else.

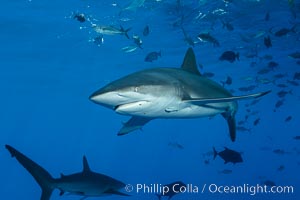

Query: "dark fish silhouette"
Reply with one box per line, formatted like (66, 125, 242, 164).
(285, 116, 292, 122)
(253, 118, 260, 126)
(73, 13, 86, 23)
(293, 136, 300, 140)
(288, 52, 300, 59)
(144, 51, 161, 62)
(276, 83, 288, 88)
(273, 25, 296, 37)
(268, 61, 279, 69)
(263, 180, 276, 186)
(221, 76, 233, 87)
(219, 51, 239, 63)
(277, 165, 285, 171)
(277, 90, 291, 98)
(257, 68, 271, 75)
(293, 72, 300, 80)
(221, 20, 234, 31)
(156, 181, 186, 200)
(274, 99, 284, 109)
(143, 25, 150, 36)
(5, 145, 129, 200)
(273, 73, 286, 79)
(213, 147, 243, 164)
(198, 33, 220, 47)
(264, 36, 272, 48)
(273, 149, 290, 155)
(93, 35, 104, 46)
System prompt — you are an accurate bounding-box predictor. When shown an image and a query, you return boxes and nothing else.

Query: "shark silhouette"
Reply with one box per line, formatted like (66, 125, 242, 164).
(90, 48, 270, 141)
(5, 145, 129, 200)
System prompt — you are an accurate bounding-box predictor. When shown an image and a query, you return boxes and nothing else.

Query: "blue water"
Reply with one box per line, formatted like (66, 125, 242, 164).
(1, 0, 300, 199)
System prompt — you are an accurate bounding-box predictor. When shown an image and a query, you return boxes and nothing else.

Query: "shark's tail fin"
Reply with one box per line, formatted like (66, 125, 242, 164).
(5, 145, 55, 200)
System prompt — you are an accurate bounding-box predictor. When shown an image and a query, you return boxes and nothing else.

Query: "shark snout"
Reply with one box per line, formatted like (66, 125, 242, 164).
(89, 92, 98, 102)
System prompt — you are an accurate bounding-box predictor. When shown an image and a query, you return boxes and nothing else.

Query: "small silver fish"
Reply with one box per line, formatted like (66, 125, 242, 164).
(121, 46, 138, 53)
(93, 25, 131, 39)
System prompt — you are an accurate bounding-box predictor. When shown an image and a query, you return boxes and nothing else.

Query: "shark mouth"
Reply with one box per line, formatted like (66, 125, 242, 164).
(114, 100, 149, 113)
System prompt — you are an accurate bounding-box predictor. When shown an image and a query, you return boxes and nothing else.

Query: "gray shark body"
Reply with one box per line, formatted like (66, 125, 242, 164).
(5, 145, 128, 200)
(90, 48, 270, 141)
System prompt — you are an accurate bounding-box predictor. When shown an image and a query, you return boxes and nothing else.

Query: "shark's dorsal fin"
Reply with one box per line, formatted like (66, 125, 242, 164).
(83, 156, 91, 172)
(60, 173, 65, 178)
(181, 48, 201, 76)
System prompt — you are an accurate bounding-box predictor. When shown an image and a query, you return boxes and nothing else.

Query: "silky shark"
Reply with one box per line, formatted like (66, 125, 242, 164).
(5, 145, 129, 200)
(90, 48, 270, 141)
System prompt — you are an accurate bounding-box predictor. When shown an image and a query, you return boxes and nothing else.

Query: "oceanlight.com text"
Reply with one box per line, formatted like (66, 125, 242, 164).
(206, 183, 294, 195)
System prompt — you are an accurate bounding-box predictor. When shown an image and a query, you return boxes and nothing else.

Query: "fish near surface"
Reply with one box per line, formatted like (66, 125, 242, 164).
(90, 48, 270, 142)
(5, 145, 129, 200)
(197, 33, 220, 47)
(93, 25, 131, 39)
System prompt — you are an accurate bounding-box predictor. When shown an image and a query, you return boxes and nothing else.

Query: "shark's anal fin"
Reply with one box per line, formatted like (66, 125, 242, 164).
(181, 48, 202, 76)
(118, 117, 152, 136)
(222, 113, 236, 142)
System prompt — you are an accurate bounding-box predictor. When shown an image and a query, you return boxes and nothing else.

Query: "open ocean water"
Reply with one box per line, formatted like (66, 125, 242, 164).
(1, 0, 300, 199)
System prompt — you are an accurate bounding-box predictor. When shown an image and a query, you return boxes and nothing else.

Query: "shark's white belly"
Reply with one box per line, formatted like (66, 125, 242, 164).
(114, 96, 227, 118)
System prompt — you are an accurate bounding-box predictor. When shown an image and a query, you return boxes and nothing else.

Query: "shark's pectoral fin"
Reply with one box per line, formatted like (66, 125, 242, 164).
(222, 112, 236, 142)
(182, 90, 271, 105)
(118, 117, 153, 136)
(105, 189, 131, 196)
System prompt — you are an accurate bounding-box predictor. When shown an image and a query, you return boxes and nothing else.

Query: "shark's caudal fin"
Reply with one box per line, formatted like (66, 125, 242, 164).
(5, 145, 55, 200)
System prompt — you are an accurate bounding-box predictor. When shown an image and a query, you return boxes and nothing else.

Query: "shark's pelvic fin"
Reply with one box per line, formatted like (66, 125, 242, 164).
(118, 116, 152, 136)
(181, 47, 202, 76)
(183, 90, 271, 105)
(5, 145, 54, 200)
(82, 156, 91, 172)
